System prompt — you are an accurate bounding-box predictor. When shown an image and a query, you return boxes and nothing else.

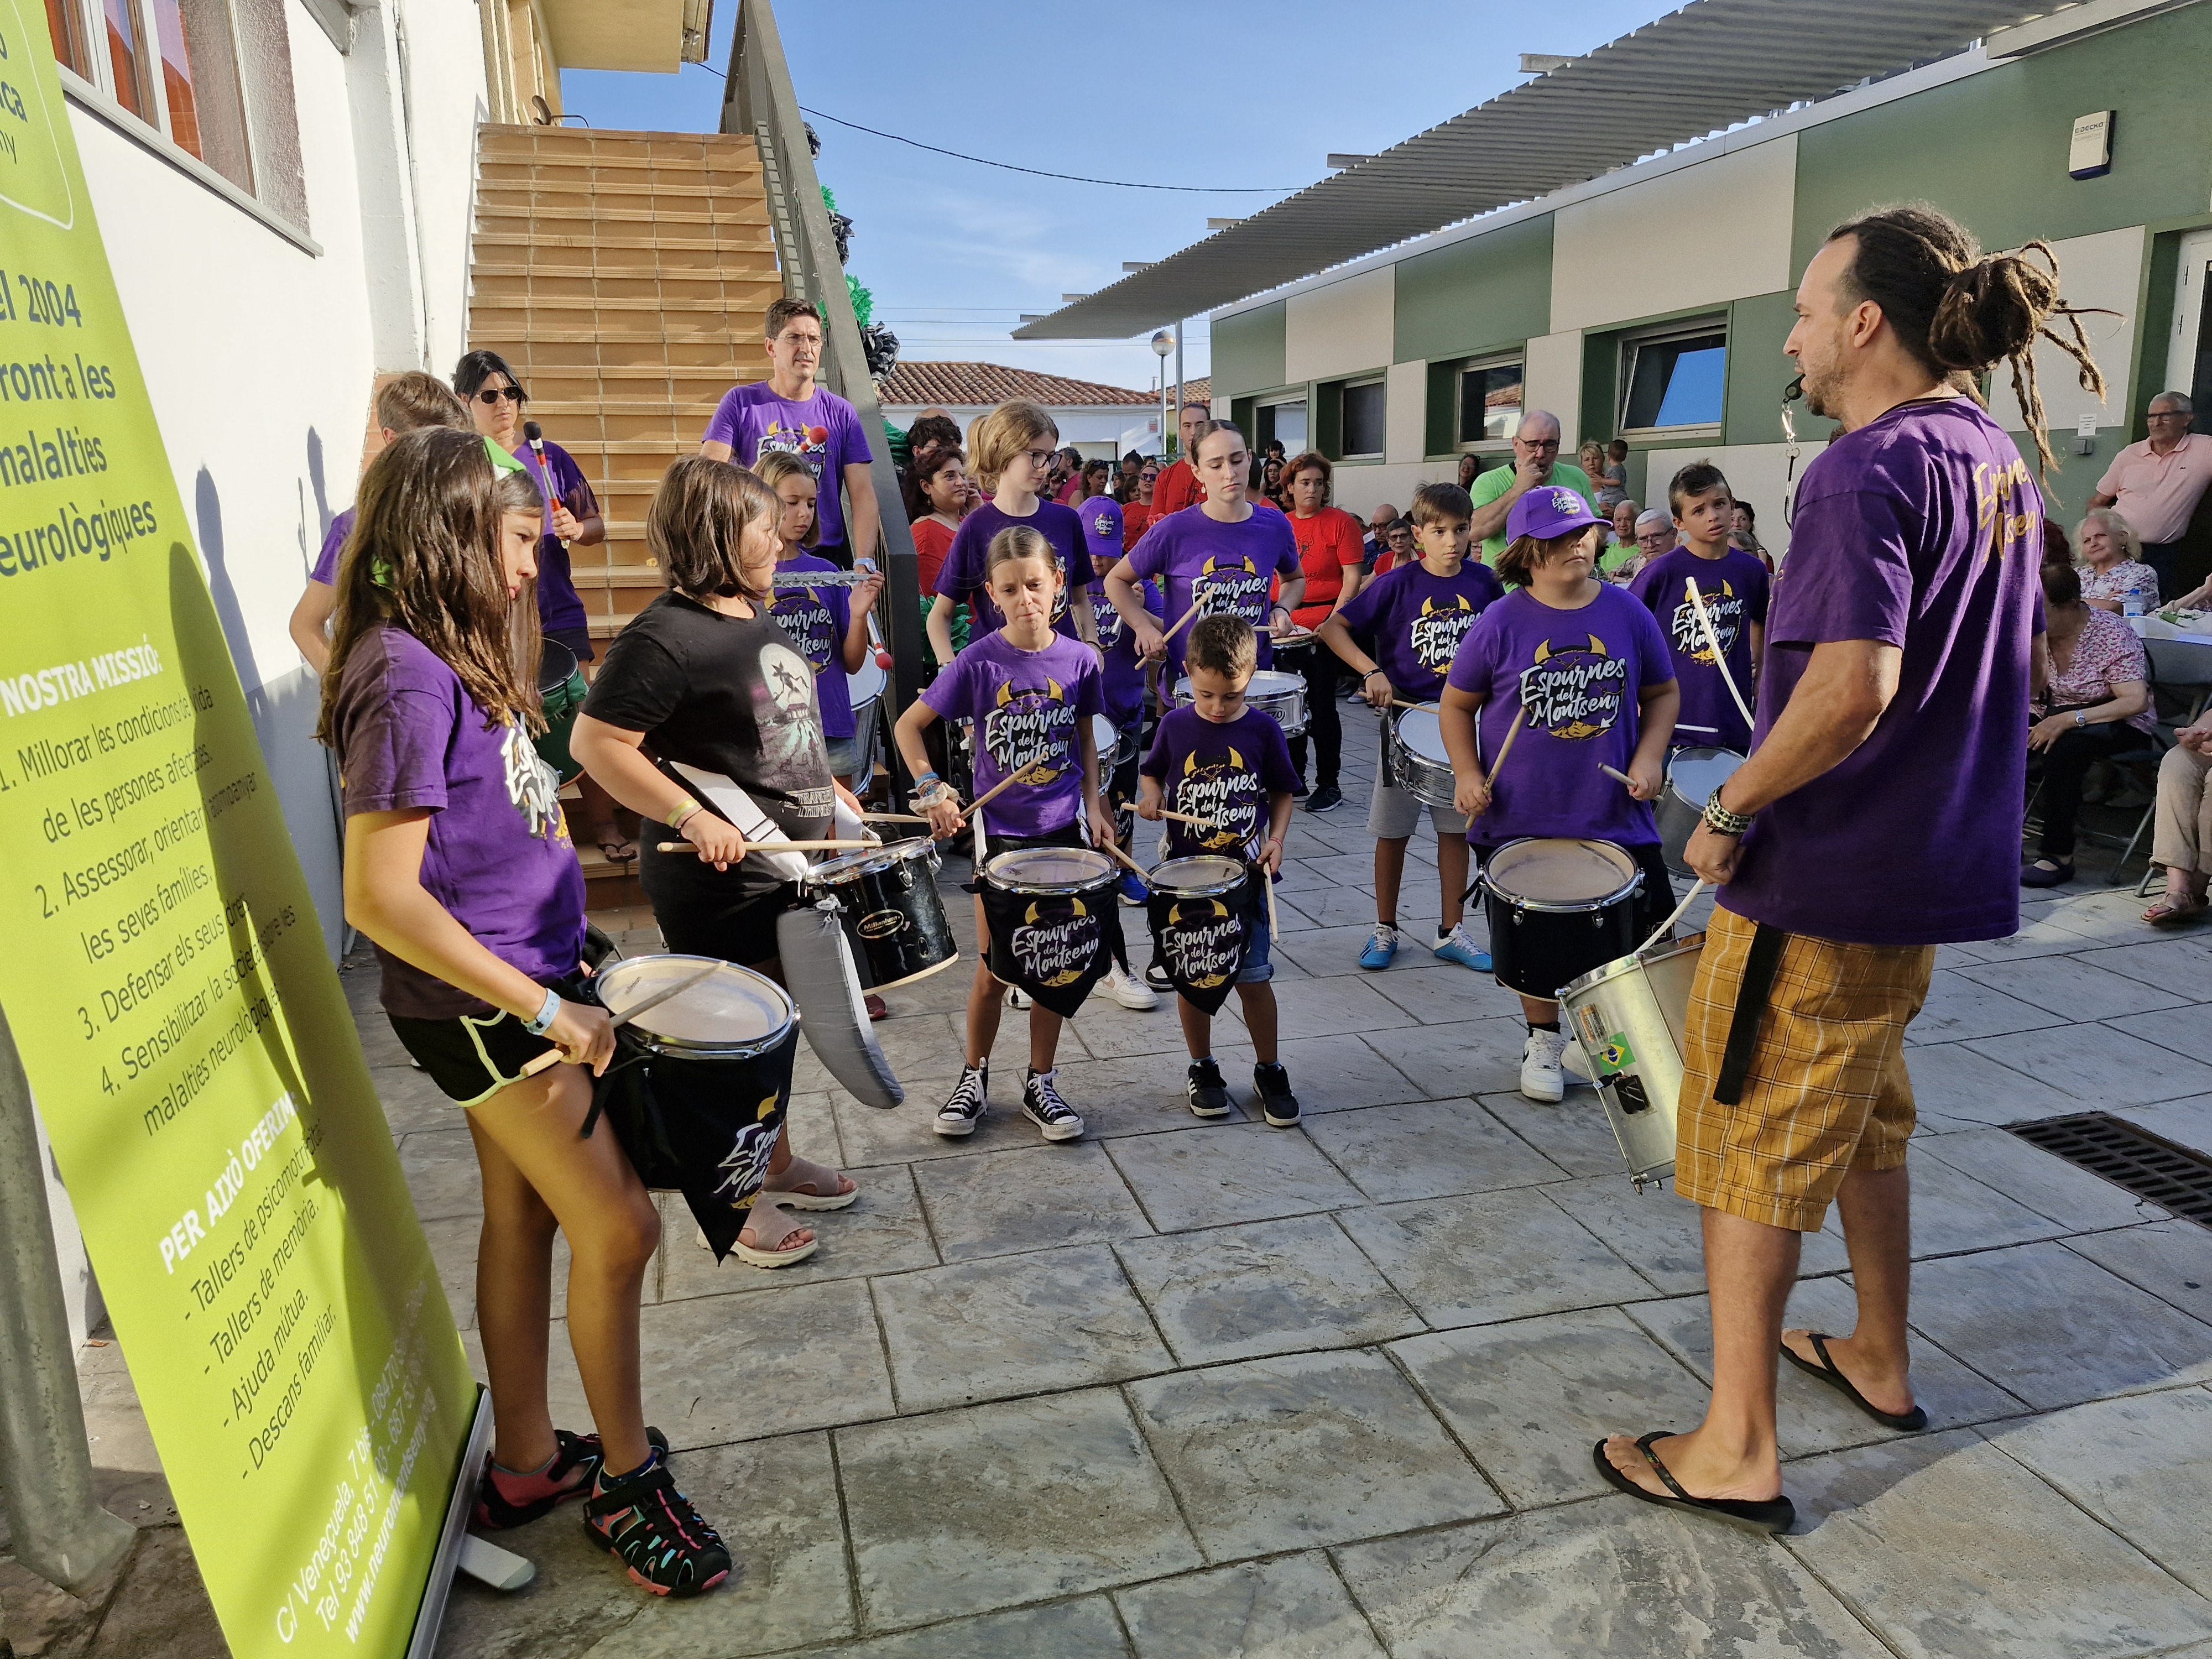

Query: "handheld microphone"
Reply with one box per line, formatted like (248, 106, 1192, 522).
(520, 421, 568, 549)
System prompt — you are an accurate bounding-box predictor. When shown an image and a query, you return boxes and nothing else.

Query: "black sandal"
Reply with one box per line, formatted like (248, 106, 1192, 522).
(1782, 1332, 1928, 1431)
(1592, 1433, 1796, 1535)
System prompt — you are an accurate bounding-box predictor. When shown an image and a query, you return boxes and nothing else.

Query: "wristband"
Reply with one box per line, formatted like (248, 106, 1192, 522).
(521, 986, 561, 1036)
(668, 798, 702, 831)
(1702, 789, 1754, 838)
(2074, 709, 2088, 728)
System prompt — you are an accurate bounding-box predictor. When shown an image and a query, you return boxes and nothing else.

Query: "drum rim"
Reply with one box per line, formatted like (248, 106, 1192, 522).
(983, 845, 1118, 893)
(810, 836, 937, 883)
(1479, 837, 1644, 912)
(1558, 931, 1707, 999)
(1663, 747, 1746, 806)
(536, 636, 580, 695)
(596, 952, 797, 1055)
(1148, 853, 1250, 895)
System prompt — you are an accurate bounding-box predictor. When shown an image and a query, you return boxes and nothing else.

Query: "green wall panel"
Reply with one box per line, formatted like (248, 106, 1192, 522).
(1394, 214, 1554, 366)
(1723, 290, 1801, 448)
(1211, 302, 1287, 399)
(1792, 7, 2212, 269)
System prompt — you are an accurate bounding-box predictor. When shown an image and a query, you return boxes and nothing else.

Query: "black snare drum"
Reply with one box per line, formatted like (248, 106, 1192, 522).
(805, 838, 959, 989)
(1478, 838, 1644, 1000)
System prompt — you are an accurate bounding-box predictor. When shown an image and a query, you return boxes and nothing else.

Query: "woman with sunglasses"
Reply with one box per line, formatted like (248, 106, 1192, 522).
(455, 349, 629, 860)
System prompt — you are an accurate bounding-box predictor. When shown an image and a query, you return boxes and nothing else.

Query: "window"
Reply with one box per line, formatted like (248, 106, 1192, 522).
(101, 0, 154, 117)
(45, 0, 92, 78)
(1620, 324, 1727, 433)
(1457, 358, 1524, 448)
(152, 0, 253, 190)
(1256, 396, 1307, 456)
(1340, 377, 1386, 458)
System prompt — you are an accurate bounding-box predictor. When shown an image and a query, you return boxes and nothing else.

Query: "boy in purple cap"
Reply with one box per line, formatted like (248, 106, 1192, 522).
(1438, 484, 1679, 1103)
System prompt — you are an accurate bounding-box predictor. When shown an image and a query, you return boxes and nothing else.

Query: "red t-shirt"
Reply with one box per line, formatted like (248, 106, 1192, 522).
(1154, 459, 1201, 516)
(910, 517, 957, 592)
(1120, 503, 1150, 549)
(1282, 507, 1366, 628)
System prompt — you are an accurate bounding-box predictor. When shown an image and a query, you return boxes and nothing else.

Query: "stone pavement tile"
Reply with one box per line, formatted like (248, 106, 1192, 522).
(1128, 1349, 1502, 1561)
(1917, 1127, 2169, 1233)
(836, 1389, 1199, 1631)
(371, 1061, 457, 1134)
(1206, 1032, 1432, 1115)
(794, 1012, 967, 1094)
(1209, 973, 1419, 1037)
(1303, 1099, 1565, 1202)
(1478, 1089, 1636, 1178)
(2065, 1222, 2212, 1326)
(1902, 970, 2057, 1046)
(2115, 1095, 2212, 1155)
(1962, 911, 2129, 962)
(2044, 886, 2199, 947)
(1115, 1552, 1386, 1659)
(397, 1127, 482, 1222)
(911, 1143, 1154, 1261)
(870, 1244, 1171, 1412)
(1365, 962, 1530, 1026)
(1897, 1142, 2075, 1255)
(75, 1340, 175, 1527)
(656, 1164, 938, 1303)
(1282, 881, 1405, 930)
(71, 1525, 225, 1659)
(1907, 1241, 2212, 1411)
(1542, 1175, 1849, 1297)
(1985, 1388, 2212, 1600)
(1269, 859, 1344, 899)
(1626, 1278, 2027, 1457)
(1269, 922, 1398, 977)
(827, 1084, 1059, 1168)
(1361, 1016, 1530, 1102)
(784, 1087, 846, 1168)
(2107, 1008, 2212, 1063)
(1338, 1187, 1651, 1327)
(1297, 851, 1385, 886)
(1782, 1428, 2212, 1659)
(444, 1433, 854, 1659)
(1047, 1051, 1259, 1131)
(1952, 954, 2189, 1021)
(1114, 1213, 1421, 1365)
(1106, 1121, 1365, 1231)
(1064, 1000, 1196, 1060)
(1391, 1307, 1714, 1507)
(1892, 1040, 2089, 1126)
(752, 1598, 1129, 1659)
(2075, 936, 2212, 989)
(1334, 1500, 1891, 1659)
(1964, 1021, 2212, 1108)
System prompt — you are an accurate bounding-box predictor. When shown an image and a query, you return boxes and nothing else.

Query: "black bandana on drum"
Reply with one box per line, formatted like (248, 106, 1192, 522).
(1146, 867, 1259, 1016)
(978, 884, 1128, 1018)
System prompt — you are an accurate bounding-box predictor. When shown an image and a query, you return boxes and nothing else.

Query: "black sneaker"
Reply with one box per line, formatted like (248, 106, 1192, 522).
(583, 1451, 731, 1598)
(1289, 778, 1311, 799)
(474, 1427, 670, 1531)
(933, 1062, 988, 1138)
(1186, 1058, 1232, 1118)
(1145, 958, 1173, 994)
(1022, 1070, 1085, 1140)
(1253, 1063, 1301, 1127)
(1305, 782, 1343, 813)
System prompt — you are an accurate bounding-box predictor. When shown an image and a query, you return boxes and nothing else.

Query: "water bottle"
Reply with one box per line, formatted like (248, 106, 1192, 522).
(2125, 591, 2147, 618)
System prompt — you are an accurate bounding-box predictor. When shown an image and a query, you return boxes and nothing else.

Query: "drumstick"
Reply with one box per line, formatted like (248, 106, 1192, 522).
(1683, 577, 1755, 732)
(1156, 807, 1236, 833)
(519, 962, 721, 1078)
(1159, 597, 1204, 648)
(654, 838, 880, 853)
(1477, 706, 1527, 812)
(1598, 763, 1636, 788)
(1389, 697, 1436, 713)
(1098, 839, 1149, 877)
(863, 811, 929, 823)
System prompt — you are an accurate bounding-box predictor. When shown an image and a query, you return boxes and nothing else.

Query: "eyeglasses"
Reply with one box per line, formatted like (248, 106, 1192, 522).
(1021, 448, 1056, 467)
(1517, 436, 1561, 451)
(2148, 410, 2192, 421)
(475, 386, 525, 405)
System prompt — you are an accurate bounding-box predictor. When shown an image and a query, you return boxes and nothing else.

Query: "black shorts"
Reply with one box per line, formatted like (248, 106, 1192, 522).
(640, 844, 799, 971)
(385, 933, 613, 1107)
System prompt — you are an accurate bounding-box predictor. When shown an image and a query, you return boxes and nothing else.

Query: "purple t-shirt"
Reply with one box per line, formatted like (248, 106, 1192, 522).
(330, 625, 587, 1020)
(1125, 505, 1303, 679)
(933, 500, 1097, 640)
(921, 630, 1104, 839)
(703, 383, 873, 549)
(1445, 583, 1675, 848)
(309, 507, 356, 586)
(1091, 573, 1162, 728)
(768, 553, 855, 739)
(1332, 557, 1505, 701)
(1627, 547, 1770, 752)
(1141, 704, 1300, 860)
(1721, 398, 2043, 946)
(515, 439, 596, 641)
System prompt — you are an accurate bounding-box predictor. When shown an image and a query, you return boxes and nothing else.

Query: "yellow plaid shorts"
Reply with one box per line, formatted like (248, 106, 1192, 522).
(1674, 905, 1936, 1232)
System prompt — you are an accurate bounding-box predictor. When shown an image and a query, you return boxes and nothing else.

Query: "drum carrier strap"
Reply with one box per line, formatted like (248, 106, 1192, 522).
(1713, 922, 1786, 1105)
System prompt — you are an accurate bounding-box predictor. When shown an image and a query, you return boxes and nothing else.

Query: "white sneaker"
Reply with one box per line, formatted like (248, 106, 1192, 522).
(1562, 1036, 1593, 1085)
(1100, 964, 1159, 1010)
(1520, 1029, 1568, 1103)
(1004, 984, 1032, 1010)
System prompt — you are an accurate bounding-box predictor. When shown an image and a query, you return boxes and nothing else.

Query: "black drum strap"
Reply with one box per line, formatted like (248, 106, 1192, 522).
(1713, 923, 1786, 1106)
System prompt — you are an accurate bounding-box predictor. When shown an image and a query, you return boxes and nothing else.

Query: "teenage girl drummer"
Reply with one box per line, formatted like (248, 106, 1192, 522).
(1439, 486, 1679, 1104)
(321, 428, 729, 1597)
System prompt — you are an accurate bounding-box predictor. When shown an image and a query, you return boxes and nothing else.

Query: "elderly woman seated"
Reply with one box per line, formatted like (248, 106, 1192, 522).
(2025, 562, 2153, 888)
(2075, 507, 2161, 612)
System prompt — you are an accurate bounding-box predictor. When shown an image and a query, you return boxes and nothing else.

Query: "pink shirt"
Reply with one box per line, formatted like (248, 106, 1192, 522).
(2042, 608, 2154, 732)
(2095, 432, 2212, 544)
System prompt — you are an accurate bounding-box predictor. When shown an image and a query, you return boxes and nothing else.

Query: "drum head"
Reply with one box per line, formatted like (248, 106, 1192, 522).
(597, 954, 794, 1053)
(984, 847, 1115, 893)
(847, 656, 888, 708)
(537, 637, 578, 696)
(1150, 854, 1247, 895)
(1394, 706, 1447, 761)
(1090, 713, 1119, 755)
(1243, 670, 1302, 697)
(1667, 747, 1746, 809)
(809, 842, 901, 885)
(1486, 838, 1639, 909)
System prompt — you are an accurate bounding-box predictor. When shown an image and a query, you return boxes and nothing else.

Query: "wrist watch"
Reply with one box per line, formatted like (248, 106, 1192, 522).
(2074, 709, 2089, 728)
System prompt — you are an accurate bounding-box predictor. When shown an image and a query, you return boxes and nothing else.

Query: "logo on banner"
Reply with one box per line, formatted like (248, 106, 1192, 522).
(1164, 899, 1241, 988)
(1519, 634, 1627, 740)
(1670, 582, 1741, 665)
(1408, 593, 1480, 674)
(712, 1093, 785, 1212)
(983, 676, 1077, 784)
(1013, 896, 1101, 988)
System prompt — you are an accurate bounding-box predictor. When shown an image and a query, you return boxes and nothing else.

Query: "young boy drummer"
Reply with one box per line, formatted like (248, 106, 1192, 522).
(1319, 482, 1506, 972)
(1439, 486, 1679, 1103)
(1138, 614, 1303, 1125)
(1626, 461, 1769, 753)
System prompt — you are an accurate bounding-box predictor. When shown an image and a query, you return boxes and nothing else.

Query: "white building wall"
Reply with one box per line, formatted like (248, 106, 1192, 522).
(1522, 332, 1584, 441)
(1631, 440, 1827, 561)
(1988, 225, 2144, 436)
(1284, 268, 1394, 384)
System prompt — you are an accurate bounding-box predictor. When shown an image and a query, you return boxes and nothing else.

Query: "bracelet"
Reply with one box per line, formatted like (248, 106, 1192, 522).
(2074, 710, 2089, 728)
(914, 770, 940, 785)
(1702, 790, 1754, 837)
(668, 799, 702, 831)
(521, 986, 561, 1036)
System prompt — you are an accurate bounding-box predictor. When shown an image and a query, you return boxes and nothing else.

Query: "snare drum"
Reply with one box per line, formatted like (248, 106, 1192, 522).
(534, 638, 588, 783)
(1656, 748, 1746, 877)
(1562, 934, 1704, 1187)
(846, 654, 887, 721)
(980, 846, 1120, 992)
(806, 838, 959, 989)
(1148, 853, 1254, 902)
(1091, 713, 1135, 772)
(595, 954, 796, 1060)
(1384, 704, 1455, 808)
(983, 846, 1119, 898)
(1172, 669, 1308, 735)
(1478, 838, 1644, 1000)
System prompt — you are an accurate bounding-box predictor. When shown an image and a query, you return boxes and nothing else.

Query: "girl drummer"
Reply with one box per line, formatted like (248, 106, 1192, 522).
(894, 525, 1115, 1143)
(570, 457, 863, 1267)
(1439, 486, 1679, 1104)
(321, 428, 730, 1597)
(758, 451, 887, 791)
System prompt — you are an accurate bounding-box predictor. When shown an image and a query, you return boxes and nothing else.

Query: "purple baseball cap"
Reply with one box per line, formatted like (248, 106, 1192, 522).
(1075, 495, 1124, 565)
(1506, 483, 1604, 543)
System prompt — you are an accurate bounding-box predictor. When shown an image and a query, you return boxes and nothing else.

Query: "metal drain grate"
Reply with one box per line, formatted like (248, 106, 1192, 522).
(2007, 1113, 2212, 1229)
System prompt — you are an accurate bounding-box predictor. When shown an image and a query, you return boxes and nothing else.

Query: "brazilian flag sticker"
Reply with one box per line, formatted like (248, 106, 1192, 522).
(1593, 1035, 1637, 1076)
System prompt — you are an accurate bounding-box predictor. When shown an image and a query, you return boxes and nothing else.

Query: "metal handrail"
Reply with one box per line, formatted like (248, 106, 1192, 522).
(721, 0, 926, 746)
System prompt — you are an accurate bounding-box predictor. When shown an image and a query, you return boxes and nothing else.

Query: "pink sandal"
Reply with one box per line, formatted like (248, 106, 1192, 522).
(2143, 895, 2208, 928)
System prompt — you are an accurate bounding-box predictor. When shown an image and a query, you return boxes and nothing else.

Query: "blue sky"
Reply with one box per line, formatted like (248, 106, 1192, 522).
(563, 1, 1665, 393)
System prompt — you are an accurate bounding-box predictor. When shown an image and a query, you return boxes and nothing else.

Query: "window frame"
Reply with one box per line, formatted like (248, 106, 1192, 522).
(1449, 351, 1527, 457)
(1254, 389, 1308, 459)
(1616, 318, 1728, 440)
(1329, 372, 1388, 464)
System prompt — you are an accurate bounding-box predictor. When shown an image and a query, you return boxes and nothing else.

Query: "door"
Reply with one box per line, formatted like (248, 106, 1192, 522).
(2168, 229, 2212, 432)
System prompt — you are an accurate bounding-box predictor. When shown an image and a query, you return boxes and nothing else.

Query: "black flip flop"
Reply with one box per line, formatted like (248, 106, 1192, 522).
(1782, 1332, 1928, 1431)
(1591, 1432, 1795, 1535)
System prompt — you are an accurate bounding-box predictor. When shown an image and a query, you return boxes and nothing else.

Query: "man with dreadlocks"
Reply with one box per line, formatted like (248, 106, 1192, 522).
(1596, 203, 2103, 1532)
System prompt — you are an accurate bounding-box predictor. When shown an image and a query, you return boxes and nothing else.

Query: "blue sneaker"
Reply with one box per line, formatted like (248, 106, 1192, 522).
(1119, 872, 1149, 906)
(1433, 922, 1493, 972)
(1358, 924, 1402, 971)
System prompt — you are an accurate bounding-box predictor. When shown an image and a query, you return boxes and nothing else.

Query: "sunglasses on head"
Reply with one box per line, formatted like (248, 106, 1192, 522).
(476, 385, 525, 405)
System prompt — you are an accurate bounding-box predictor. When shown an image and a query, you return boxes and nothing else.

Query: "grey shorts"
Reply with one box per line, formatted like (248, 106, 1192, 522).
(825, 697, 879, 781)
(1367, 765, 1468, 840)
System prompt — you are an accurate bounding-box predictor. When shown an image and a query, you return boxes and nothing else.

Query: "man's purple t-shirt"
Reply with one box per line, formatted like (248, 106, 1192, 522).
(1332, 557, 1505, 701)
(330, 625, 587, 1019)
(702, 382, 874, 548)
(1445, 583, 1675, 848)
(1141, 705, 1299, 860)
(921, 630, 1103, 839)
(1627, 547, 1770, 752)
(1125, 505, 1302, 679)
(768, 553, 855, 739)
(1721, 398, 2043, 946)
(309, 507, 356, 586)
(934, 500, 1096, 640)
(1091, 573, 1162, 728)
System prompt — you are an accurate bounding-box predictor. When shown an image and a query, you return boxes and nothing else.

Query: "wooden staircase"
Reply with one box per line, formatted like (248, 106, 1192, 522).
(468, 123, 784, 907)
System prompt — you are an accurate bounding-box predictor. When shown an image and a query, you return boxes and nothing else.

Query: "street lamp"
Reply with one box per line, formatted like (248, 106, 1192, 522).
(1152, 330, 1174, 461)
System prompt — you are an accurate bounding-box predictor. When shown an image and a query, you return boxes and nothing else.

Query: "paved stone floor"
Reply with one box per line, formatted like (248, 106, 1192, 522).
(30, 719, 2212, 1657)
